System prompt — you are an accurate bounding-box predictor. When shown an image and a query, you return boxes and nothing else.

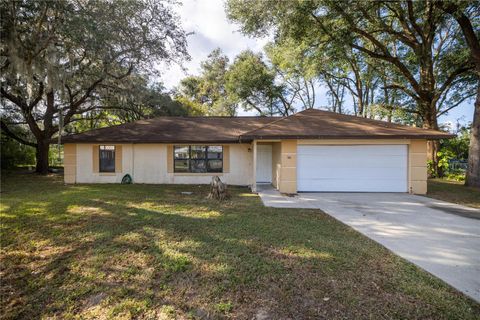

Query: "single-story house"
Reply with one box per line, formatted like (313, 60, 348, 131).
(61, 109, 453, 194)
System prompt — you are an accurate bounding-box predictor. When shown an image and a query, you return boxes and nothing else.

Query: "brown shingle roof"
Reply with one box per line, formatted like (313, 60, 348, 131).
(60, 116, 280, 143)
(240, 109, 454, 140)
(61, 109, 453, 144)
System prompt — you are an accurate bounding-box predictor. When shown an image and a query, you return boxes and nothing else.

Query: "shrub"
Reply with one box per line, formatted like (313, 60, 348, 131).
(1, 137, 35, 169)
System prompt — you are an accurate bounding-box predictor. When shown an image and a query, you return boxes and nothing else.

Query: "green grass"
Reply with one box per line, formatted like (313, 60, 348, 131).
(428, 179, 480, 209)
(1, 173, 479, 319)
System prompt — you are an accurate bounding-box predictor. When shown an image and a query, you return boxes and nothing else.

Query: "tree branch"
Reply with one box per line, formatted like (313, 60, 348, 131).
(327, 3, 425, 96)
(438, 65, 474, 95)
(437, 92, 477, 117)
(28, 81, 44, 110)
(440, 2, 480, 69)
(0, 87, 28, 110)
(1, 87, 44, 138)
(407, 0, 426, 42)
(245, 98, 265, 115)
(64, 77, 106, 125)
(383, 83, 420, 101)
(0, 121, 37, 147)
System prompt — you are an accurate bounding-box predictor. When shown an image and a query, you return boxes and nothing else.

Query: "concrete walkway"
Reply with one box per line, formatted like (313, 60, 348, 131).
(258, 187, 480, 303)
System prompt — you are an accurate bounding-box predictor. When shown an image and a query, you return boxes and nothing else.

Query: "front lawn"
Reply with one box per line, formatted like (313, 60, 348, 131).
(1, 173, 479, 319)
(427, 179, 480, 209)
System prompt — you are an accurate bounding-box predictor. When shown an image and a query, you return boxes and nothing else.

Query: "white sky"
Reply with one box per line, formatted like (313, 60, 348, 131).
(159, 0, 474, 125)
(161, 0, 269, 90)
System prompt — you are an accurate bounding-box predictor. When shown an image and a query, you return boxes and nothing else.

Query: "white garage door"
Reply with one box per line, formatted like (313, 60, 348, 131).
(297, 145, 408, 192)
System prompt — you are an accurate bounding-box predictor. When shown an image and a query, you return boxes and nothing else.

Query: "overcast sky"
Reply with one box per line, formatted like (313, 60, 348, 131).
(161, 0, 269, 90)
(160, 0, 474, 127)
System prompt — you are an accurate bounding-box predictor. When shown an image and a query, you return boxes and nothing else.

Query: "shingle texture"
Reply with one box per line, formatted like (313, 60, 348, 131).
(240, 109, 454, 140)
(61, 109, 453, 144)
(61, 116, 279, 143)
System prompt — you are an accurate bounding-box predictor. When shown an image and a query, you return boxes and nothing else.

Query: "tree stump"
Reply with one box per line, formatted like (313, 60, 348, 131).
(207, 176, 228, 200)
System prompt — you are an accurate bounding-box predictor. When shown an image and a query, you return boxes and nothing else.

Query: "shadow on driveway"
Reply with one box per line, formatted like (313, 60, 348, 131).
(259, 189, 480, 303)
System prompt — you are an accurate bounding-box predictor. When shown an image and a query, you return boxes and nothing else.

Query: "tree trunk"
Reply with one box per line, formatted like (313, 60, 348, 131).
(465, 84, 480, 188)
(357, 91, 364, 117)
(35, 140, 50, 174)
(439, 3, 480, 188)
(426, 139, 440, 177)
(207, 176, 228, 200)
(422, 103, 440, 177)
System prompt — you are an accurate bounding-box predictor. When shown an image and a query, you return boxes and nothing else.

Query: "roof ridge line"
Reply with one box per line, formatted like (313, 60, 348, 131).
(166, 115, 282, 119)
(238, 108, 324, 138)
(299, 108, 453, 133)
(309, 109, 421, 130)
(239, 113, 300, 137)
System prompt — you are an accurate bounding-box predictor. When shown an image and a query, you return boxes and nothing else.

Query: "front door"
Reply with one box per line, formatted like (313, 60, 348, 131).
(256, 144, 272, 183)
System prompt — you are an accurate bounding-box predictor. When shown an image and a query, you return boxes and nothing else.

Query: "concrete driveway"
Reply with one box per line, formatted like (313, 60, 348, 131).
(258, 188, 480, 302)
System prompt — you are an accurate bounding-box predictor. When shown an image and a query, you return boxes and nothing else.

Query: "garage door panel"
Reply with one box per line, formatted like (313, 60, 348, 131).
(298, 155, 406, 169)
(299, 167, 406, 180)
(297, 145, 408, 192)
(298, 145, 406, 156)
(299, 178, 407, 192)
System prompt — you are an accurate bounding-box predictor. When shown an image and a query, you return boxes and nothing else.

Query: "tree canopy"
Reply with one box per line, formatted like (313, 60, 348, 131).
(176, 48, 316, 116)
(226, 50, 279, 115)
(226, 0, 479, 179)
(175, 49, 236, 116)
(1, 0, 190, 173)
(227, 0, 476, 125)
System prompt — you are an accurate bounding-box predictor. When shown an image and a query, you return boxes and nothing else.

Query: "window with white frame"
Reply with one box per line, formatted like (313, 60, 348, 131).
(99, 145, 115, 172)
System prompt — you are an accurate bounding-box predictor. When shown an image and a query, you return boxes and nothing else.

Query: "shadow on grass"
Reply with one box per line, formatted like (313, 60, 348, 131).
(1, 173, 479, 319)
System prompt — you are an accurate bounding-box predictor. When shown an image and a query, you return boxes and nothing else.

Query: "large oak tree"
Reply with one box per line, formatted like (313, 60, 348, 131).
(440, 1, 480, 187)
(1, 0, 188, 173)
(227, 0, 477, 175)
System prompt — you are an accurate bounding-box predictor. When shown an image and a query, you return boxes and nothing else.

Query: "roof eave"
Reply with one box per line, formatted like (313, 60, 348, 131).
(57, 139, 246, 145)
(240, 134, 456, 140)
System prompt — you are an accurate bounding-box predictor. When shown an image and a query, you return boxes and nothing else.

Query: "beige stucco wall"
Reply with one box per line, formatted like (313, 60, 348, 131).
(76, 143, 133, 183)
(408, 140, 428, 194)
(64, 144, 76, 183)
(132, 144, 167, 184)
(271, 142, 281, 189)
(278, 140, 297, 194)
(72, 143, 253, 185)
(68, 139, 428, 194)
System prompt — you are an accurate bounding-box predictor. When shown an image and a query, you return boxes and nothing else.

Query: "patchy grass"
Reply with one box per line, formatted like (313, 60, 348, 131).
(1, 173, 479, 320)
(428, 179, 480, 209)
